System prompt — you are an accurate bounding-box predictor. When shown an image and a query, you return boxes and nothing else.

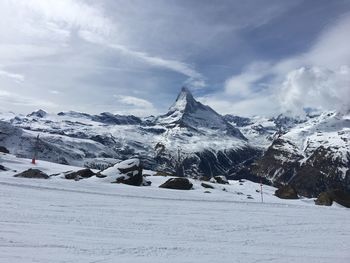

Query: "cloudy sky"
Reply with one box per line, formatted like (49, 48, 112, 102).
(0, 0, 349, 117)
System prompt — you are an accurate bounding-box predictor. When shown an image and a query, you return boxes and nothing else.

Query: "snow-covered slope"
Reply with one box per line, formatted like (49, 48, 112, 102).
(0, 153, 349, 263)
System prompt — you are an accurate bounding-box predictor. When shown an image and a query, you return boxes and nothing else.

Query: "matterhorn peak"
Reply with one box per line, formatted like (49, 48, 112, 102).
(169, 86, 197, 113)
(156, 87, 246, 139)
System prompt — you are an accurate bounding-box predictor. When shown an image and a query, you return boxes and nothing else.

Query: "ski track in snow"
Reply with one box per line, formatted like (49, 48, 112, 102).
(0, 176, 349, 262)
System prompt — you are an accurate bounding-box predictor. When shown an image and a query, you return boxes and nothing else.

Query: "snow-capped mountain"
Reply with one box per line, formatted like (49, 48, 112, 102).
(157, 87, 245, 139)
(0, 88, 257, 177)
(0, 88, 349, 197)
(233, 111, 350, 197)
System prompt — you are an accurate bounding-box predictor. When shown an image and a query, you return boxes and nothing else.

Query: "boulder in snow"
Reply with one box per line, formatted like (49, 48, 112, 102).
(315, 189, 350, 208)
(275, 185, 299, 199)
(159, 178, 193, 190)
(14, 168, 49, 179)
(213, 175, 229, 185)
(315, 192, 333, 206)
(0, 146, 9, 154)
(0, 164, 8, 171)
(106, 158, 151, 186)
(64, 169, 95, 180)
(117, 158, 141, 174)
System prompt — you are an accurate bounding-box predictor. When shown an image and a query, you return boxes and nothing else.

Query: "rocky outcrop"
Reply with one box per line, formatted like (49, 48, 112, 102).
(290, 146, 350, 197)
(0, 146, 9, 153)
(212, 176, 229, 184)
(64, 169, 95, 180)
(250, 139, 303, 185)
(315, 189, 350, 208)
(110, 158, 151, 186)
(14, 168, 49, 179)
(159, 178, 193, 190)
(275, 185, 298, 199)
(315, 192, 333, 206)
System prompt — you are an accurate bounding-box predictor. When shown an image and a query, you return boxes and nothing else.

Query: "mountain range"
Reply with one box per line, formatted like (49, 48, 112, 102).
(0, 87, 349, 197)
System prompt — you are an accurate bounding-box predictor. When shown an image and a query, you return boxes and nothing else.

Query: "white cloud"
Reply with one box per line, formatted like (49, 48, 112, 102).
(80, 30, 205, 87)
(0, 90, 57, 109)
(279, 66, 350, 115)
(0, 69, 24, 82)
(217, 13, 350, 116)
(113, 95, 156, 116)
(114, 95, 153, 108)
(224, 62, 271, 97)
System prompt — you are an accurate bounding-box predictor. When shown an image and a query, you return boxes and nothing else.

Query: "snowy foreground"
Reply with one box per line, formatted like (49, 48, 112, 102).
(0, 154, 349, 263)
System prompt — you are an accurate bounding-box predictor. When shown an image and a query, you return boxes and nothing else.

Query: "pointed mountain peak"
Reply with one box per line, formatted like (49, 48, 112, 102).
(170, 86, 197, 113)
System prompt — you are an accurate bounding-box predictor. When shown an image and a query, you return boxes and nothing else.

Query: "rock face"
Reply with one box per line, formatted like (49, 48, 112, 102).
(213, 175, 229, 184)
(315, 189, 350, 208)
(275, 185, 299, 199)
(116, 173, 143, 186)
(14, 168, 49, 179)
(159, 178, 193, 190)
(0, 164, 8, 171)
(250, 139, 303, 185)
(330, 189, 350, 208)
(315, 192, 333, 206)
(65, 169, 95, 180)
(290, 146, 350, 197)
(0, 146, 9, 153)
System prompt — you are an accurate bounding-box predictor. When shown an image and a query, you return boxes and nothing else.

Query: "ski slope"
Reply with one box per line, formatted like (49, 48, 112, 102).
(0, 154, 349, 262)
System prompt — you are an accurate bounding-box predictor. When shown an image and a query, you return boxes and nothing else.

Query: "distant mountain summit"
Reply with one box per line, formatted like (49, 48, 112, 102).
(157, 87, 246, 139)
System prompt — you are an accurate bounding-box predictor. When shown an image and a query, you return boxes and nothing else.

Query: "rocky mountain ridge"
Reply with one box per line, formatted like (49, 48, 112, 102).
(0, 88, 349, 197)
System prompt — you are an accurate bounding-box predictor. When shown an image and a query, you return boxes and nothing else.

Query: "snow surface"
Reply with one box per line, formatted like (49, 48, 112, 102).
(0, 153, 349, 262)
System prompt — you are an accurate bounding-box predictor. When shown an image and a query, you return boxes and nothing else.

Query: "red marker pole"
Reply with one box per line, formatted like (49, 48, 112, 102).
(31, 134, 40, 165)
(260, 179, 264, 203)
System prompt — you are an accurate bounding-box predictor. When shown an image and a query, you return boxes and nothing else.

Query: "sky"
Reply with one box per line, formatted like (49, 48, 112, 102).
(0, 0, 349, 117)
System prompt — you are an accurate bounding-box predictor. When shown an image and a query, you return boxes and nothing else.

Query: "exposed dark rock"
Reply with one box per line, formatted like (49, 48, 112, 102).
(116, 172, 143, 186)
(198, 175, 211, 181)
(275, 185, 299, 199)
(315, 192, 333, 206)
(0, 146, 9, 153)
(115, 160, 151, 186)
(95, 172, 107, 178)
(0, 164, 8, 171)
(329, 189, 350, 208)
(201, 182, 214, 189)
(251, 139, 303, 185)
(204, 191, 211, 194)
(65, 169, 95, 180)
(14, 168, 49, 179)
(159, 178, 193, 190)
(290, 146, 350, 197)
(117, 160, 141, 174)
(213, 175, 229, 184)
